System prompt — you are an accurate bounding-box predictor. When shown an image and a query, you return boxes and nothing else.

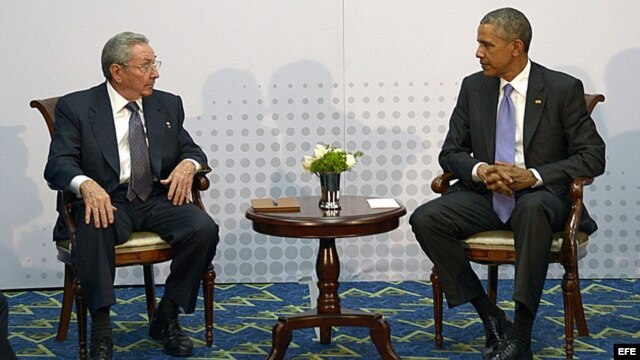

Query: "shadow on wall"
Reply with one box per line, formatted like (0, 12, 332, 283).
(268, 60, 427, 281)
(602, 48, 640, 185)
(267, 60, 339, 198)
(263, 60, 342, 281)
(199, 67, 269, 199)
(196, 68, 271, 281)
(0, 125, 44, 280)
(193, 60, 433, 282)
(599, 48, 640, 278)
(556, 51, 640, 278)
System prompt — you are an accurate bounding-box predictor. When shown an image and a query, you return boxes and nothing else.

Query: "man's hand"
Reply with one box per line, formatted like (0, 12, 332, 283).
(160, 160, 196, 206)
(478, 162, 537, 196)
(477, 163, 514, 196)
(494, 161, 538, 191)
(79, 180, 116, 228)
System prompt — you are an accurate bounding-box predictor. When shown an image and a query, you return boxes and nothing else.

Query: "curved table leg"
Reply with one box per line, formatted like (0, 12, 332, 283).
(267, 319, 293, 360)
(370, 314, 401, 360)
(267, 311, 400, 360)
(267, 237, 400, 359)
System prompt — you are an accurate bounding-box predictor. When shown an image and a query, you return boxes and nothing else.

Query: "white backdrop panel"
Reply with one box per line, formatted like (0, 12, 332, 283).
(1, 0, 638, 289)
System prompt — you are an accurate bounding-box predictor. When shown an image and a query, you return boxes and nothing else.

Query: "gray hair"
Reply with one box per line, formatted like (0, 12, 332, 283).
(480, 8, 532, 52)
(101, 32, 149, 80)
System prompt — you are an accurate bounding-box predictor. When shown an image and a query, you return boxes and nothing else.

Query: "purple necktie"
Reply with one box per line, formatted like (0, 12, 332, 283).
(493, 84, 516, 223)
(126, 102, 153, 202)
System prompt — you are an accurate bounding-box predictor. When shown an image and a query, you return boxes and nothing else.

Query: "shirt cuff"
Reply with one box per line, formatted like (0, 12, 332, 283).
(472, 162, 487, 182)
(187, 159, 202, 172)
(528, 168, 543, 187)
(70, 175, 92, 197)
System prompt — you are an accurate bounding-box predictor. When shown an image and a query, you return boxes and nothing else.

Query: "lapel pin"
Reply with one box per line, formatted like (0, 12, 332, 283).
(165, 122, 172, 129)
(534, 99, 542, 105)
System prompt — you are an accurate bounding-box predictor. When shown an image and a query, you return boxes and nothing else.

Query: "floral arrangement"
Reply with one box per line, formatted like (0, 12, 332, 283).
(302, 143, 363, 174)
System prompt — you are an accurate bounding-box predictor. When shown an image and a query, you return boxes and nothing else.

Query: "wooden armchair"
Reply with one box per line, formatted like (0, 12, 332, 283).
(429, 94, 604, 360)
(30, 97, 216, 359)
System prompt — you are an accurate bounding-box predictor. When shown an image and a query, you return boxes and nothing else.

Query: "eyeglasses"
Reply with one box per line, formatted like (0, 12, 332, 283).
(121, 60, 162, 73)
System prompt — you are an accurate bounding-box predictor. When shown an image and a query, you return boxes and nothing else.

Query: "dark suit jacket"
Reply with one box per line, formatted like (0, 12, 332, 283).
(44, 82, 208, 239)
(439, 62, 606, 233)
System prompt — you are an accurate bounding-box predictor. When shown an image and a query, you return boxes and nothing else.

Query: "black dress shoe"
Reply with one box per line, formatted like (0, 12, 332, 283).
(482, 315, 512, 359)
(89, 336, 113, 360)
(488, 339, 533, 360)
(149, 313, 193, 357)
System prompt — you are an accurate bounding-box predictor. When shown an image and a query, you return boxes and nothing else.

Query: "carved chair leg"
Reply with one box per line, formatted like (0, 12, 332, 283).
(142, 265, 157, 321)
(74, 277, 88, 360)
(487, 265, 499, 304)
(56, 264, 75, 342)
(572, 277, 589, 336)
(562, 270, 577, 360)
(430, 267, 443, 349)
(202, 264, 215, 346)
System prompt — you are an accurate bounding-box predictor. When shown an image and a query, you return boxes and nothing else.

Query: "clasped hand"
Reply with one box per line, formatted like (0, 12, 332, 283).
(478, 161, 536, 196)
(80, 160, 197, 228)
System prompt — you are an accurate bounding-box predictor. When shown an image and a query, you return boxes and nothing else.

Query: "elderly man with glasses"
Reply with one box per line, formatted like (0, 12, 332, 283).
(45, 32, 219, 359)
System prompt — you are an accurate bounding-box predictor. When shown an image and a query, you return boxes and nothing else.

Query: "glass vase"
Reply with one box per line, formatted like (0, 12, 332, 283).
(318, 172, 341, 210)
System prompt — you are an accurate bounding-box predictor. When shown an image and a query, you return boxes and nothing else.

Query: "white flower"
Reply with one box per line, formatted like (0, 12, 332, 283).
(313, 144, 329, 159)
(301, 155, 315, 172)
(302, 143, 363, 174)
(345, 154, 357, 169)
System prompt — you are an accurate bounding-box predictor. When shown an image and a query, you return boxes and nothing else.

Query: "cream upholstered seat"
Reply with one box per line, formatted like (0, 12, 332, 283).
(462, 230, 589, 254)
(56, 232, 171, 257)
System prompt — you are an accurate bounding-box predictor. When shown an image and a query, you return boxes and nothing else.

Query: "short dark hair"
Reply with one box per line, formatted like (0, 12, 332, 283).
(101, 32, 149, 80)
(481, 8, 532, 52)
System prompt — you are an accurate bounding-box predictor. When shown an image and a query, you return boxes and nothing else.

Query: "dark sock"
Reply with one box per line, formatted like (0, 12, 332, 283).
(156, 297, 179, 318)
(508, 302, 534, 346)
(90, 306, 112, 339)
(471, 293, 505, 323)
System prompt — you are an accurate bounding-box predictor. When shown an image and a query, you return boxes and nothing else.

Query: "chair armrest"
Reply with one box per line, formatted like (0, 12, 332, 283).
(192, 173, 210, 211)
(193, 173, 210, 192)
(62, 190, 78, 244)
(569, 177, 593, 199)
(431, 172, 457, 194)
(561, 177, 593, 264)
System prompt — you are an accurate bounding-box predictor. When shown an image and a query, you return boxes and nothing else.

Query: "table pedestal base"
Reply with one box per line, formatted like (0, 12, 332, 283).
(267, 308, 400, 360)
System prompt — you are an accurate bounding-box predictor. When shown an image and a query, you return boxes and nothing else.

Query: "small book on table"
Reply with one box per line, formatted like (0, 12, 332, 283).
(251, 197, 300, 212)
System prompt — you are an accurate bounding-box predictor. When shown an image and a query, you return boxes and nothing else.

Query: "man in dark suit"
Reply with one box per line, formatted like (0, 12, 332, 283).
(44, 32, 219, 359)
(410, 8, 605, 360)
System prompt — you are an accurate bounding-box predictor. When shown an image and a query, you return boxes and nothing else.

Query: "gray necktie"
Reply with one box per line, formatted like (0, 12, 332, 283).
(126, 102, 153, 202)
(492, 84, 516, 223)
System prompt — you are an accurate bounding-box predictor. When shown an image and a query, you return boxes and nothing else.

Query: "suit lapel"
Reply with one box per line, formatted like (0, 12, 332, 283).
(481, 76, 500, 162)
(90, 84, 120, 176)
(142, 96, 165, 178)
(524, 63, 546, 153)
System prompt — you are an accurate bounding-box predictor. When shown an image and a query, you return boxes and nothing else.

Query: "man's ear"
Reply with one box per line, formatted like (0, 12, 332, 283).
(512, 39, 525, 56)
(110, 64, 123, 83)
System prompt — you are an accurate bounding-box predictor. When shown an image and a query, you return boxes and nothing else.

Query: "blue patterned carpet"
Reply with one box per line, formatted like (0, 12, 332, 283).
(5, 279, 639, 359)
